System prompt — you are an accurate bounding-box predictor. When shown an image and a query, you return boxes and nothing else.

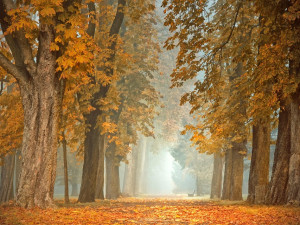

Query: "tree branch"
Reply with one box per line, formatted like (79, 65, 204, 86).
(0, 52, 29, 83)
(86, 1, 96, 37)
(213, 1, 242, 55)
(109, 0, 126, 37)
(0, 0, 36, 76)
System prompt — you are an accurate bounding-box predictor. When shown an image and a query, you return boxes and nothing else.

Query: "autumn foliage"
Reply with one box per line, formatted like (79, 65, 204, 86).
(1, 198, 299, 224)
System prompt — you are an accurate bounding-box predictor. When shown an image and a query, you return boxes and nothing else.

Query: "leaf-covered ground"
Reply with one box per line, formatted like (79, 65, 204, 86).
(0, 198, 299, 224)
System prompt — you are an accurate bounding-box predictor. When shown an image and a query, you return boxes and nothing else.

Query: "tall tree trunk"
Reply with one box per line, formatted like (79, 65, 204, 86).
(248, 120, 270, 204)
(95, 135, 105, 199)
(265, 103, 291, 204)
(132, 143, 139, 196)
(135, 137, 146, 195)
(16, 42, 62, 208)
(222, 61, 246, 201)
(286, 86, 300, 204)
(123, 150, 134, 196)
(105, 143, 120, 199)
(222, 142, 245, 201)
(0, 153, 15, 203)
(78, 111, 100, 202)
(222, 148, 233, 200)
(62, 133, 70, 204)
(210, 152, 224, 199)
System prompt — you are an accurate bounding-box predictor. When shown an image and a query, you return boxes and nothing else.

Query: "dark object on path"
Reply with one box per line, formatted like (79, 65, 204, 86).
(188, 190, 195, 197)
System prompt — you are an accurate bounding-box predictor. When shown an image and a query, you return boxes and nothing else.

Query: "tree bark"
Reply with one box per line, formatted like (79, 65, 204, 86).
(210, 152, 224, 199)
(78, 110, 100, 202)
(222, 147, 233, 200)
(62, 133, 70, 204)
(14, 150, 22, 195)
(95, 135, 105, 199)
(16, 26, 62, 208)
(0, 153, 15, 203)
(265, 103, 291, 204)
(222, 142, 245, 201)
(17, 78, 61, 208)
(286, 86, 300, 204)
(248, 120, 270, 204)
(105, 143, 121, 199)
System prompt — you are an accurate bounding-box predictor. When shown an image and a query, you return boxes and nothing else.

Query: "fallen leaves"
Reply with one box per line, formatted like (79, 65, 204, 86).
(0, 198, 299, 224)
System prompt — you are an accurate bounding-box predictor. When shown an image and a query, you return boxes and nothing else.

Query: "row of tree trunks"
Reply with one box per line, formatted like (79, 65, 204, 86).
(210, 152, 224, 199)
(122, 136, 148, 196)
(248, 120, 270, 204)
(0, 153, 15, 203)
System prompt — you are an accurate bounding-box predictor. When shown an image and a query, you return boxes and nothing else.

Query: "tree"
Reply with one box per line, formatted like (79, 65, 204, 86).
(163, 0, 299, 204)
(78, 0, 126, 203)
(0, 0, 94, 208)
(259, 0, 300, 205)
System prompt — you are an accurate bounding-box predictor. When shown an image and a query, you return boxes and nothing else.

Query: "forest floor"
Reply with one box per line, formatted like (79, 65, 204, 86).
(0, 197, 299, 224)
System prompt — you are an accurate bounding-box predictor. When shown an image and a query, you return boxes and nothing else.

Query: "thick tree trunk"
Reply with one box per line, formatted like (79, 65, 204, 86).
(222, 142, 245, 201)
(62, 134, 70, 204)
(16, 34, 61, 208)
(78, 111, 100, 203)
(210, 152, 224, 199)
(286, 87, 300, 204)
(105, 144, 120, 199)
(248, 120, 270, 204)
(95, 135, 105, 199)
(0, 153, 15, 203)
(265, 104, 291, 204)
